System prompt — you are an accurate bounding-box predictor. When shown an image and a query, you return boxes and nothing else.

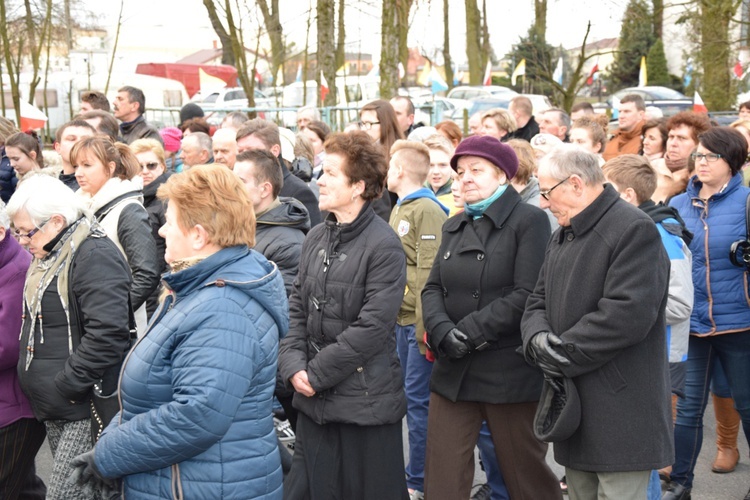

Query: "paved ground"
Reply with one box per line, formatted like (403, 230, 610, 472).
(36, 398, 748, 498)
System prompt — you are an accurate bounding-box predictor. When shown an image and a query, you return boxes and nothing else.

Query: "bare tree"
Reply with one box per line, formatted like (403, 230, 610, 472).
(397, 0, 415, 85)
(698, 0, 739, 109)
(318, 0, 336, 105)
(380, 0, 400, 98)
(257, 0, 285, 87)
(442, 0, 453, 89)
(534, 0, 547, 45)
(202, 0, 235, 65)
(104, 0, 124, 94)
(0, 1, 22, 126)
(335, 0, 346, 72)
(465, 0, 482, 84)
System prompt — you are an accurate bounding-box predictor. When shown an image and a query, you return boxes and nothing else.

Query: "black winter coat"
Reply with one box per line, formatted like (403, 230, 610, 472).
(278, 203, 407, 425)
(0, 148, 16, 203)
(142, 173, 170, 316)
(521, 185, 673, 471)
(255, 197, 310, 296)
(17, 229, 132, 421)
(422, 187, 551, 403)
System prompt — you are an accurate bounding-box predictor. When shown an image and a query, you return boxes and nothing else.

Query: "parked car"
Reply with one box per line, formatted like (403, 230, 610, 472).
(607, 86, 693, 117)
(191, 87, 274, 110)
(446, 85, 516, 100)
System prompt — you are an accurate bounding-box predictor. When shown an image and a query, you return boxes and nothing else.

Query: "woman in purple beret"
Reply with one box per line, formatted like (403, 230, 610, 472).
(421, 135, 560, 500)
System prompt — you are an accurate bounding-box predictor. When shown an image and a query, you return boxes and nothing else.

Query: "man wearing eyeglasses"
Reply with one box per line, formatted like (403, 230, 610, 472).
(52, 120, 96, 191)
(651, 111, 711, 203)
(521, 144, 673, 500)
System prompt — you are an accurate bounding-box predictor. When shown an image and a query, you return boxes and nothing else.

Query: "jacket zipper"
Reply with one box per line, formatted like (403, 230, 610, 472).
(171, 463, 184, 500)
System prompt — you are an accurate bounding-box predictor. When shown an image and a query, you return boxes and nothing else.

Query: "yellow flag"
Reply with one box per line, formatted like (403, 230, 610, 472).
(639, 56, 647, 87)
(199, 68, 226, 92)
(417, 60, 431, 86)
(511, 59, 526, 86)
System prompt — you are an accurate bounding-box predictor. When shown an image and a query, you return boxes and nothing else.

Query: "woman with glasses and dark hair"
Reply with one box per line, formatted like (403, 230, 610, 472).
(421, 135, 558, 500)
(666, 127, 750, 500)
(71, 136, 160, 330)
(358, 100, 404, 220)
(6, 175, 132, 500)
(129, 138, 171, 315)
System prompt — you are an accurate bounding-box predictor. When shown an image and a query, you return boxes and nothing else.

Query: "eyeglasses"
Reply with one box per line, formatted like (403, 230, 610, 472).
(540, 176, 570, 201)
(690, 153, 723, 163)
(141, 162, 161, 171)
(359, 121, 380, 130)
(13, 219, 49, 240)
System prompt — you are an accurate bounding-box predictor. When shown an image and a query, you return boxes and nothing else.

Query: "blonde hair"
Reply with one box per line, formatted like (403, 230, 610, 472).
(70, 136, 141, 180)
(129, 138, 166, 167)
(423, 134, 454, 157)
(157, 164, 256, 248)
(506, 139, 537, 184)
(481, 108, 518, 135)
(390, 140, 431, 185)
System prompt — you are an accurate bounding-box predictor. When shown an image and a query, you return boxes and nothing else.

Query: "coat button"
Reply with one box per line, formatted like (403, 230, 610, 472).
(477, 253, 485, 261)
(215, 279, 226, 287)
(444, 251, 451, 259)
(443, 287, 448, 297)
(566, 234, 574, 242)
(472, 290, 480, 299)
(566, 344, 575, 352)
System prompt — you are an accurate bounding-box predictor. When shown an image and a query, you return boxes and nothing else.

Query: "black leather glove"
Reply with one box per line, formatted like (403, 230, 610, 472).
(529, 331, 570, 376)
(69, 449, 118, 492)
(440, 328, 472, 359)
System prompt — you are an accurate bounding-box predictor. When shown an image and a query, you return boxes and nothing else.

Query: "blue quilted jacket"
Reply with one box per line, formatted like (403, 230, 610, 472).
(95, 246, 288, 499)
(670, 173, 750, 336)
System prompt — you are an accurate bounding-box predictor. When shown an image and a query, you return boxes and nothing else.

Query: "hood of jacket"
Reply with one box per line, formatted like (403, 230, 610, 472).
(163, 245, 289, 335)
(399, 187, 450, 215)
(257, 197, 311, 234)
(78, 177, 143, 214)
(638, 199, 693, 245)
(519, 177, 540, 204)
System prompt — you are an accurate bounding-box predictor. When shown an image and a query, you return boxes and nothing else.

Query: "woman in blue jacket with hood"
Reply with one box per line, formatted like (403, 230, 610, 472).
(70, 164, 288, 499)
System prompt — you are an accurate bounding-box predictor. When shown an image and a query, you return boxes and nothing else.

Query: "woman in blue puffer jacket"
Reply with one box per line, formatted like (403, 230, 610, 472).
(666, 127, 750, 500)
(70, 164, 288, 499)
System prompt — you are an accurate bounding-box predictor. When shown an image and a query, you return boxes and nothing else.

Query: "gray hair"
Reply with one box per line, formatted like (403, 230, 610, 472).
(0, 200, 9, 229)
(6, 175, 88, 226)
(296, 105, 321, 121)
(539, 144, 605, 186)
(183, 132, 212, 153)
(544, 108, 571, 130)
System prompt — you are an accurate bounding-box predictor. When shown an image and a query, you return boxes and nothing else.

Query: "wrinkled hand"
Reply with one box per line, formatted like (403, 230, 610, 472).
(530, 331, 569, 377)
(440, 328, 472, 359)
(69, 449, 117, 494)
(290, 370, 316, 397)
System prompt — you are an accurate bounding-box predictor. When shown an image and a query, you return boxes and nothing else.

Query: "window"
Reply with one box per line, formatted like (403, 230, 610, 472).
(35, 89, 58, 108)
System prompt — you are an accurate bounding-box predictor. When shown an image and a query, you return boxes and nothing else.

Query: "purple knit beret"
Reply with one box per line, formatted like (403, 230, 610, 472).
(450, 135, 519, 180)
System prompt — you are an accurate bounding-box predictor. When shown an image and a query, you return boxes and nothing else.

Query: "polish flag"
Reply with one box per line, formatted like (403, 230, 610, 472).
(483, 61, 492, 86)
(734, 61, 744, 79)
(693, 91, 708, 114)
(586, 63, 599, 86)
(320, 71, 329, 103)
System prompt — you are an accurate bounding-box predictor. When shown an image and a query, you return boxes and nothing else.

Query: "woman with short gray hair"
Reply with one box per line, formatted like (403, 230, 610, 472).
(7, 175, 132, 500)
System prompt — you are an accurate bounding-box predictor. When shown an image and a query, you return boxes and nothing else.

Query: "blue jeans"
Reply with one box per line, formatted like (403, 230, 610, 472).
(395, 324, 433, 492)
(671, 332, 750, 488)
(477, 423, 510, 500)
(646, 470, 661, 500)
(710, 357, 731, 397)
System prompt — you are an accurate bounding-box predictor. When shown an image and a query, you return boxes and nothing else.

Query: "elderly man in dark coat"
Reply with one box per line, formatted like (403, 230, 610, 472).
(521, 144, 674, 500)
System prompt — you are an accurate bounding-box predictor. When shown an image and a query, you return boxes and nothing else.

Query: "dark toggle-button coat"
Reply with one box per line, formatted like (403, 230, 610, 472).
(422, 186, 551, 403)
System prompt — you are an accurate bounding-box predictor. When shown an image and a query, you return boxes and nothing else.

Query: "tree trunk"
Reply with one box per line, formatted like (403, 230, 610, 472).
(257, 0, 285, 89)
(534, 0, 547, 45)
(465, 0, 482, 84)
(397, 0, 414, 86)
(699, 0, 737, 110)
(442, 0, 453, 89)
(335, 0, 346, 72)
(481, 0, 490, 72)
(24, 0, 41, 105)
(0, 0, 21, 127)
(224, 0, 256, 117)
(318, 0, 336, 105)
(381, 0, 400, 98)
(202, 0, 235, 66)
(653, 0, 663, 39)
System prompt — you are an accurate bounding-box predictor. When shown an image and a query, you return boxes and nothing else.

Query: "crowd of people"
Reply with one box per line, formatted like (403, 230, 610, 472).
(0, 85, 749, 500)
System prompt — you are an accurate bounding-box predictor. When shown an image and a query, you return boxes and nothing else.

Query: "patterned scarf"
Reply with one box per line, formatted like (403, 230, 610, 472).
(21, 217, 101, 370)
